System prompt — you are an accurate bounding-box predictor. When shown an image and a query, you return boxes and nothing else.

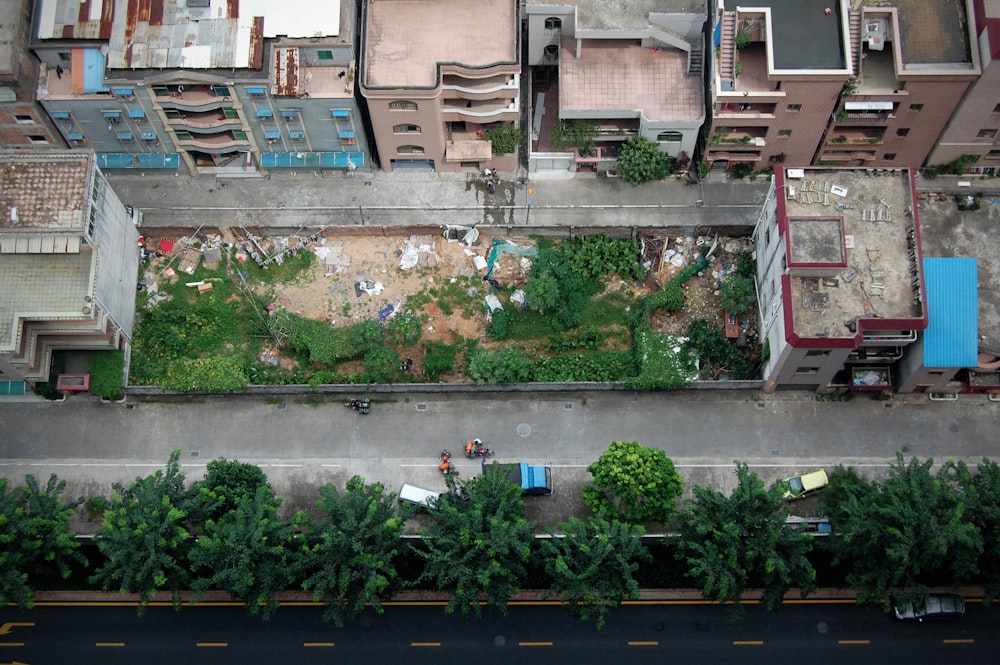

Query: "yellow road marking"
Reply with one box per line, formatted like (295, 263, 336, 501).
(944, 639, 975, 644)
(411, 642, 441, 647)
(628, 641, 659, 646)
(839, 640, 870, 645)
(0, 642, 24, 647)
(196, 642, 228, 647)
(96, 642, 125, 647)
(519, 641, 554, 647)
(733, 640, 764, 646)
(0, 623, 34, 636)
(304, 642, 335, 647)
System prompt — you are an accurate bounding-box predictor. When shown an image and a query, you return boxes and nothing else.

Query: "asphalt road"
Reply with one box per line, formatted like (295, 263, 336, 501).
(1, 390, 998, 532)
(4, 600, 998, 665)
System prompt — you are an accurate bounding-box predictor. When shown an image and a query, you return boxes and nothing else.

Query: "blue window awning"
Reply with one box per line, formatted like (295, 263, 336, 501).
(281, 109, 299, 118)
(264, 131, 281, 139)
(50, 111, 71, 119)
(289, 131, 304, 140)
(141, 132, 157, 141)
(112, 88, 134, 96)
(116, 131, 133, 140)
(331, 109, 349, 118)
(128, 109, 145, 118)
(339, 131, 355, 139)
(257, 108, 273, 118)
(247, 87, 266, 95)
(66, 131, 84, 141)
(103, 110, 121, 118)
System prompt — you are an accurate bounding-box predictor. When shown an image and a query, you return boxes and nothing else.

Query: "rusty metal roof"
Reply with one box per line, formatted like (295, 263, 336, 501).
(36, 0, 341, 70)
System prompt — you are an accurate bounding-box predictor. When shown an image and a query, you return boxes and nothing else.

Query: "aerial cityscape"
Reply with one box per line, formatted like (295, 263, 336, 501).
(1, 1, 999, 662)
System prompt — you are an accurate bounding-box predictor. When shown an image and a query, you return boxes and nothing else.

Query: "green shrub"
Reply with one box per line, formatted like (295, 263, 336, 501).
(627, 327, 699, 390)
(615, 136, 672, 186)
(423, 340, 458, 381)
(645, 281, 685, 314)
(486, 124, 521, 155)
(386, 311, 423, 348)
(488, 309, 511, 340)
(571, 235, 644, 281)
(466, 346, 534, 384)
(364, 345, 400, 384)
(285, 316, 365, 366)
(87, 350, 125, 400)
(684, 319, 749, 379)
(162, 356, 248, 392)
(719, 274, 756, 315)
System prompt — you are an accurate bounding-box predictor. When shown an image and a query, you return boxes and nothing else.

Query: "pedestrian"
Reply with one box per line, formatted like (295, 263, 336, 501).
(176, 84, 184, 98)
(483, 167, 492, 179)
(56, 65, 64, 79)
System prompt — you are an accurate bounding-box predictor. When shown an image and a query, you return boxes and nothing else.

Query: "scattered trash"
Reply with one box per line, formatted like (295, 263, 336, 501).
(357, 280, 384, 296)
(378, 304, 395, 324)
(510, 289, 526, 307)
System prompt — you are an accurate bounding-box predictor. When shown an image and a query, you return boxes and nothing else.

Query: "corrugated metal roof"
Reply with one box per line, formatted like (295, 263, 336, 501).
(923, 257, 979, 368)
(273, 46, 299, 96)
(36, 0, 341, 70)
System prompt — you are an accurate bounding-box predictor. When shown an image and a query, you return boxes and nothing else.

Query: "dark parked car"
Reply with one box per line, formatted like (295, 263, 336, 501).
(894, 594, 965, 621)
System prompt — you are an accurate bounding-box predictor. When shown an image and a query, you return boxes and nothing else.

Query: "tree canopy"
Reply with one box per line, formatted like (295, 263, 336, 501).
(0, 474, 84, 610)
(416, 463, 533, 618)
(541, 515, 650, 629)
(615, 136, 673, 186)
(583, 441, 683, 524)
(301, 477, 406, 626)
(675, 461, 815, 617)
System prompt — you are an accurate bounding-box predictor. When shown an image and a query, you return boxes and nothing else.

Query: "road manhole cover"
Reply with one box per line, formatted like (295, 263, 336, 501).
(493, 635, 506, 647)
(563, 403, 574, 410)
(415, 403, 427, 411)
(190, 450, 200, 458)
(517, 423, 532, 438)
(275, 403, 287, 411)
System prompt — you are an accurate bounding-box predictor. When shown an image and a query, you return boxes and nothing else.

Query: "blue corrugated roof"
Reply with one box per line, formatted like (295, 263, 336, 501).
(923, 258, 978, 367)
(83, 50, 110, 93)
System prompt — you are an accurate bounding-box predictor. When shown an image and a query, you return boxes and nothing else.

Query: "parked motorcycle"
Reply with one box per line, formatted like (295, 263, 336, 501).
(346, 397, 371, 415)
(464, 438, 495, 459)
(439, 449, 459, 476)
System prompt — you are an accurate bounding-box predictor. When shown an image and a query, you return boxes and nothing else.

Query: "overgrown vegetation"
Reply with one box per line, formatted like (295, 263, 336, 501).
(923, 154, 979, 179)
(87, 350, 125, 401)
(615, 136, 674, 186)
(550, 119, 599, 156)
(486, 123, 521, 156)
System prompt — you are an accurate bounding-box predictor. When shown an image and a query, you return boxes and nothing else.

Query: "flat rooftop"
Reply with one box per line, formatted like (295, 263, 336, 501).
(781, 167, 922, 340)
(35, 0, 342, 69)
(531, 0, 703, 31)
(0, 251, 94, 349)
(882, 0, 972, 65)
(364, 0, 517, 89)
(742, 0, 847, 70)
(0, 0, 20, 79)
(0, 156, 88, 232)
(917, 195, 1000, 356)
(559, 39, 703, 121)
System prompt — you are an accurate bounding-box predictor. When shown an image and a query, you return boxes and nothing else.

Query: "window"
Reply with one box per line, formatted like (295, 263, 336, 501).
(777, 129, 792, 137)
(994, 103, 1000, 113)
(656, 131, 683, 142)
(14, 114, 34, 124)
(58, 52, 70, 62)
(393, 124, 421, 134)
(908, 103, 923, 112)
(317, 50, 334, 60)
(787, 104, 801, 112)
(28, 135, 48, 144)
(174, 130, 192, 140)
(544, 44, 559, 58)
(884, 153, 896, 160)
(795, 368, 819, 375)
(987, 150, 1000, 159)
(896, 128, 910, 137)
(977, 128, 997, 138)
(544, 17, 562, 32)
(805, 350, 829, 358)
(152, 85, 170, 97)
(398, 145, 425, 154)
(389, 100, 418, 111)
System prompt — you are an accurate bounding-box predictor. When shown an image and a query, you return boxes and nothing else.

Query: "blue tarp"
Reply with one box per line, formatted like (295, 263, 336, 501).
(923, 257, 978, 367)
(84, 50, 111, 93)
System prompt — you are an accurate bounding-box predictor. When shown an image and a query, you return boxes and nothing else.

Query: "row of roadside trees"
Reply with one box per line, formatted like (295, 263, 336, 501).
(3, 446, 999, 628)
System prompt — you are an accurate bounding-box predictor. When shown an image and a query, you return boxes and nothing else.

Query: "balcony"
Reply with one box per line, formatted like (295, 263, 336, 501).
(442, 73, 518, 95)
(826, 129, 885, 146)
(153, 84, 233, 109)
(165, 108, 243, 130)
(710, 126, 767, 149)
(441, 98, 519, 120)
(174, 130, 250, 152)
(715, 101, 777, 119)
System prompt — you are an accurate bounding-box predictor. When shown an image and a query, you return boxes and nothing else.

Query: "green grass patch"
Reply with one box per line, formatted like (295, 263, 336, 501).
(581, 294, 629, 328)
(87, 350, 125, 400)
(237, 247, 316, 285)
(505, 308, 558, 340)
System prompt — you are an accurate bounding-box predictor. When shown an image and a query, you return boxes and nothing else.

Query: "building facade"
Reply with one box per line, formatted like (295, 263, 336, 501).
(0, 151, 139, 388)
(0, 0, 65, 150)
(708, 0, 981, 172)
(754, 165, 926, 393)
(525, 1, 706, 173)
(359, 0, 521, 173)
(31, 0, 367, 176)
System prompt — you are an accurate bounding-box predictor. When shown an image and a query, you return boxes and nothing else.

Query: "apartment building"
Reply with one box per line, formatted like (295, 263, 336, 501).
(0, 0, 64, 150)
(30, 0, 367, 176)
(359, 0, 520, 173)
(753, 166, 926, 393)
(708, 0, 980, 172)
(524, 1, 706, 173)
(0, 151, 139, 390)
(927, 0, 1000, 171)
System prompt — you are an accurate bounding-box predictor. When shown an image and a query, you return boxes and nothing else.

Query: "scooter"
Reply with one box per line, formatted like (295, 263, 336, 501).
(464, 438, 495, 459)
(346, 397, 371, 415)
(439, 449, 459, 476)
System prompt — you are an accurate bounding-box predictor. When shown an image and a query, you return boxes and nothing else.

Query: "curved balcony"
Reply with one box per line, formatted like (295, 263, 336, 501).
(441, 98, 519, 121)
(165, 108, 243, 130)
(175, 130, 250, 152)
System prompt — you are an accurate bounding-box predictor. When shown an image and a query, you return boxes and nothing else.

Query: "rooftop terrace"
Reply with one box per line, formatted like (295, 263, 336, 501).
(559, 39, 702, 120)
(780, 167, 923, 340)
(735, 0, 847, 71)
(534, 0, 703, 31)
(364, 0, 516, 89)
(884, 0, 972, 65)
(0, 156, 88, 232)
